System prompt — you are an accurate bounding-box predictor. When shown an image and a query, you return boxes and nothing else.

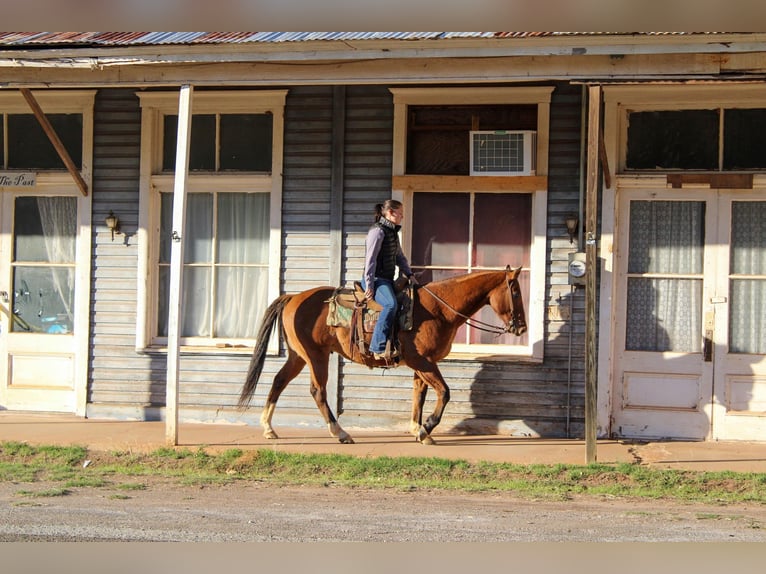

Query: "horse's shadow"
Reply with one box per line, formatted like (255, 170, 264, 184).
(451, 287, 582, 439)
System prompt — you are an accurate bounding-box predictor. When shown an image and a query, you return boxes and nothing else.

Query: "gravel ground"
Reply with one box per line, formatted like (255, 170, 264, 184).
(2, 478, 766, 542)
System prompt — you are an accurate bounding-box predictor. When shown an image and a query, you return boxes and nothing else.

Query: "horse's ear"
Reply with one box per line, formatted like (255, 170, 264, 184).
(505, 264, 511, 272)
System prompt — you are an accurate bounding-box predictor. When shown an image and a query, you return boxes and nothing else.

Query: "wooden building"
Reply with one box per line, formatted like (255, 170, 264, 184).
(1, 32, 765, 442)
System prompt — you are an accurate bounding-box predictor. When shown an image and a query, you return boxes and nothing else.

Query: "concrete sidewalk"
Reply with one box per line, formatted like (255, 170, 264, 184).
(3, 411, 766, 472)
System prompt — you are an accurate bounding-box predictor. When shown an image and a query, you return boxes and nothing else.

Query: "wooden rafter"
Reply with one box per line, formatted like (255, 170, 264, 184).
(19, 88, 89, 197)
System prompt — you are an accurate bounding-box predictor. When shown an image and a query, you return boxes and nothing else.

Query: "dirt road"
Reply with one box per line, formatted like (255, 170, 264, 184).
(2, 477, 765, 542)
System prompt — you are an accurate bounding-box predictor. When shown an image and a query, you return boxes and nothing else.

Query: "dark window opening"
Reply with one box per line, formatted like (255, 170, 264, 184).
(626, 109, 719, 170)
(723, 108, 766, 170)
(163, 113, 273, 172)
(6, 113, 83, 170)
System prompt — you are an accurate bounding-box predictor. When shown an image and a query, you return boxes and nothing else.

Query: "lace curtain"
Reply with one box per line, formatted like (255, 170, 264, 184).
(626, 201, 704, 352)
(12, 196, 76, 333)
(730, 201, 766, 354)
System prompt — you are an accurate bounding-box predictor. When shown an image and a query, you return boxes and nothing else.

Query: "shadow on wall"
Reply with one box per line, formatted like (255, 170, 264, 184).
(449, 287, 585, 439)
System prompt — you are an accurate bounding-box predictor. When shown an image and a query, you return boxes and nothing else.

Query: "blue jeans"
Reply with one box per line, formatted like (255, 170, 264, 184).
(361, 277, 397, 354)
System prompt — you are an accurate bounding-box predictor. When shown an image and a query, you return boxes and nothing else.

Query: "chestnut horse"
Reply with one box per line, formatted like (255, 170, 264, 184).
(238, 266, 527, 445)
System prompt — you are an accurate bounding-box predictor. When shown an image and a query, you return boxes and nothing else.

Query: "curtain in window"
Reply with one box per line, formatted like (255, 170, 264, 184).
(626, 201, 704, 352)
(215, 193, 270, 338)
(729, 201, 766, 354)
(158, 192, 269, 339)
(12, 197, 76, 333)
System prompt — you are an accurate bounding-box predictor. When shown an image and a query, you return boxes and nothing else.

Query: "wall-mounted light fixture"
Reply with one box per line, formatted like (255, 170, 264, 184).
(565, 214, 579, 245)
(105, 210, 121, 241)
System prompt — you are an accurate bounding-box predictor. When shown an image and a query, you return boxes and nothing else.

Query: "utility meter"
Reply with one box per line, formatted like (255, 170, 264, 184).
(568, 251, 586, 286)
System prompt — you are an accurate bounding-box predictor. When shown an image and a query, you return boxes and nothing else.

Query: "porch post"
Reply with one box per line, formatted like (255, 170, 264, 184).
(585, 84, 601, 463)
(165, 84, 193, 446)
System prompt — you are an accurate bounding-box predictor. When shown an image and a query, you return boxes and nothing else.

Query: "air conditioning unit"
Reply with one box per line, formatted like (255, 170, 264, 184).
(470, 130, 537, 176)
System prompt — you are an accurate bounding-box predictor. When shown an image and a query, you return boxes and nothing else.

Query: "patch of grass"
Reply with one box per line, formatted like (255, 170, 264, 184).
(116, 482, 146, 491)
(17, 487, 71, 497)
(2, 441, 766, 505)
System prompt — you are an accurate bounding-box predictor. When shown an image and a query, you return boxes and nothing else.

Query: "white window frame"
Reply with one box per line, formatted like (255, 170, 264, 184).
(135, 90, 286, 351)
(390, 87, 552, 361)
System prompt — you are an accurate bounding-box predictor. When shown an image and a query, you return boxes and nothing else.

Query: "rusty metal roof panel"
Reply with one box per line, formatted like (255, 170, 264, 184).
(0, 31, 737, 47)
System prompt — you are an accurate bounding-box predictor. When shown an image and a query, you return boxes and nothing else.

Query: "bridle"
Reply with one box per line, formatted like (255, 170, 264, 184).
(418, 267, 523, 337)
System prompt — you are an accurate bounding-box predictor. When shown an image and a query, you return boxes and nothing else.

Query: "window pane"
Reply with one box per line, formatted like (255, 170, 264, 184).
(730, 279, 766, 354)
(220, 114, 273, 171)
(185, 194, 213, 263)
(626, 110, 718, 170)
(731, 201, 766, 275)
(473, 193, 531, 268)
(157, 266, 212, 338)
(217, 193, 270, 264)
(724, 108, 766, 170)
(411, 193, 469, 268)
(626, 277, 702, 352)
(12, 266, 74, 334)
(215, 267, 268, 338)
(163, 114, 216, 171)
(14, 197, 77, 263)
(159, 193, 173, 264)
(158, 192, 213, 263)
(628, 201, 705, 275)
(7, 113, 83, 169)
(181, 267, 211, 337)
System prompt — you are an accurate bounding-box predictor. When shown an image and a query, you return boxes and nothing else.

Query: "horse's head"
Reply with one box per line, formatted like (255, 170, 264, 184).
(489, 266, 527, 337)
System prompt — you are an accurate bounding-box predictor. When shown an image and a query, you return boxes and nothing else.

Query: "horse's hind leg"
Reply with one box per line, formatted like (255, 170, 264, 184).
(410, 373, 428, 439)
(307, 354, 354, 444)
(413, 366, 450, 445)
(260, 349, 306, 439)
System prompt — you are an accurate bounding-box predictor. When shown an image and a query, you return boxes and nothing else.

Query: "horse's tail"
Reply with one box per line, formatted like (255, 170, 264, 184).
(238, 294, 293, 409)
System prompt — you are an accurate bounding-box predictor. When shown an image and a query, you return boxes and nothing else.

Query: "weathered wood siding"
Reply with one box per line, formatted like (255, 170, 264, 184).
(86, 84, 586, 437)
(87, 89, 157, 418)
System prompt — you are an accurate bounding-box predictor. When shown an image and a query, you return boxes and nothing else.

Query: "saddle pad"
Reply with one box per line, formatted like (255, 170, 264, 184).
(326, 285, 414, 332)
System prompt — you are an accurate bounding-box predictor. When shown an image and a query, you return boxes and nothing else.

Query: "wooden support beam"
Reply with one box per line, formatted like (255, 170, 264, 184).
(392, 174, 547, 192)
(585, 85, 602, 464)
(20, 88, 89, 197)
(166, 84, 193, 446)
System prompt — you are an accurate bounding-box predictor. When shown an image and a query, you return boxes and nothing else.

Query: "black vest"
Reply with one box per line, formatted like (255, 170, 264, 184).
(373, 218, 400, 281)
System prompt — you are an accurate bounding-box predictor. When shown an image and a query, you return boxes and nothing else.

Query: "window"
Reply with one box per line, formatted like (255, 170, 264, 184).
(390, 87, 552, 359)
(609, 84, 766, 173)
(136, 91, 286, 349)
(0, 90, 93, 173)
(411, 192, 531, 349)
(3, 114, 83, 170)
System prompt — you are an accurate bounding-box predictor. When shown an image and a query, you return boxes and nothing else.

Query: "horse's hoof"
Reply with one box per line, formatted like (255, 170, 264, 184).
(263, 430, 279, 440)
(416, 427, 434, 445)
(339, 435, 355, 444)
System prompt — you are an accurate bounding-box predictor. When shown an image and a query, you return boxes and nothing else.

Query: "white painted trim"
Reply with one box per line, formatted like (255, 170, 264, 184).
(135, 89, 286, 351)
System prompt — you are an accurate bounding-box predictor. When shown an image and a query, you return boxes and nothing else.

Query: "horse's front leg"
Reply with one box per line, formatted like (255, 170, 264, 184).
(410, 373, 428, 440)
(413, 367, 450, 445)
(308, 357, 355, 444)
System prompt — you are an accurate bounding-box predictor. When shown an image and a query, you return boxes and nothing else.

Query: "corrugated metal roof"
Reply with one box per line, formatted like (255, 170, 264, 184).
(0, 31, 725, 48)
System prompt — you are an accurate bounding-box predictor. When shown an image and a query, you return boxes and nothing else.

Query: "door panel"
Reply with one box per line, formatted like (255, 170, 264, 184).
(612, 190, 715, 440)
(0, 193, 80, 413)
(712, 196, 766, 440)
(613, 189, 766, 441)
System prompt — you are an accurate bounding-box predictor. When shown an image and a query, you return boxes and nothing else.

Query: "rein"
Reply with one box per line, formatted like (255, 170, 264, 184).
(418, 274, 520, 336)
